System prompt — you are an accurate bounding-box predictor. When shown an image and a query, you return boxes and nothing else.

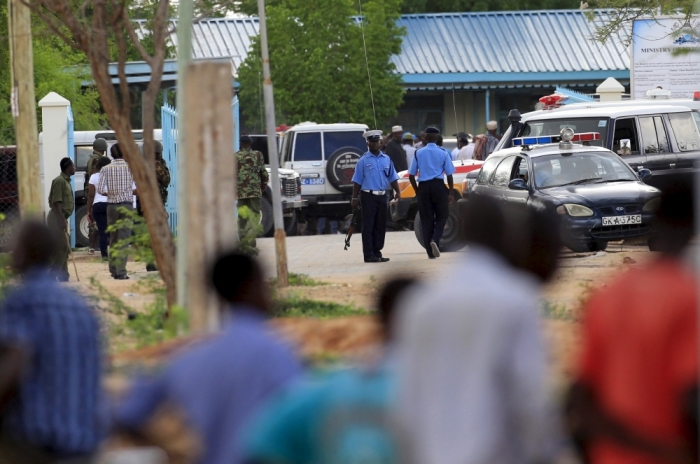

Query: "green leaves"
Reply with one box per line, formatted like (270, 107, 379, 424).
(238, 0, 405, 131)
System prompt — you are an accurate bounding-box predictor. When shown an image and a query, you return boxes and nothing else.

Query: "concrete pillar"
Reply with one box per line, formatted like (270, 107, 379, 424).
(38, 92, 70, 220)
(597, 77, 625, 102)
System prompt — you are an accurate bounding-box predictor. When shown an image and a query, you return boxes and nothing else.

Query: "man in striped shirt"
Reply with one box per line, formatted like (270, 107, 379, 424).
(97, 143, 136, 280)
(0, 221, 103, 462)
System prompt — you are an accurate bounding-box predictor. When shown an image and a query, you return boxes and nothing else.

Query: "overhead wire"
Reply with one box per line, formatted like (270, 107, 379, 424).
(357, 0, 377, 130)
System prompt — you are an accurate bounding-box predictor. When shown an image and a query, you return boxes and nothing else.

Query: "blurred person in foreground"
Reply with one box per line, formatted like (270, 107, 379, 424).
(567, 183, 698, 464)
(244, 277, 417, 464)
(395, 196, 562, 464)
(0, 221, 103, 463)
(113, 251, 303, 464)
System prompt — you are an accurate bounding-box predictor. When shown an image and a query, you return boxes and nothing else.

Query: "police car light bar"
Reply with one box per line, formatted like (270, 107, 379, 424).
(512, 132, 600, 147)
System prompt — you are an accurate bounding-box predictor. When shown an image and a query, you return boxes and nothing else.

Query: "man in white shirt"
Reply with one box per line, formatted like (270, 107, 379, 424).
(456, 134, 475, 160)
(395, 196, 561, 464)
(402, 133, 416, 169)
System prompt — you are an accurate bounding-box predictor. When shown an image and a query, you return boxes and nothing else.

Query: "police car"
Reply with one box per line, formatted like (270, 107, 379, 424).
(472, 128, 661, 253)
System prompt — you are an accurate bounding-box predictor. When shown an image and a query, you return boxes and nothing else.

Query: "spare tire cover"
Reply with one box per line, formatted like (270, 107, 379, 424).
(325, 146, 364, 193)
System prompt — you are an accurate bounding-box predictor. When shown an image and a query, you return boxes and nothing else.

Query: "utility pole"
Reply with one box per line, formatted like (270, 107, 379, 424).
(257, 0, 289, 286)
(176, 0, 194, 309)
(8, 0, 42, 217)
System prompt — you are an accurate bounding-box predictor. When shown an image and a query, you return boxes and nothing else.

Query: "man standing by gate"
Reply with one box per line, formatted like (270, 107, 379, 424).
(236, 135, 269, 245)
(351, 130, 401, 263)
(409, 127, 455, 259)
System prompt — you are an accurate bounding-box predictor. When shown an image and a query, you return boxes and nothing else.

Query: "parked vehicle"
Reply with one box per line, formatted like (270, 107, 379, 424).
(470, 130, 661, 253)
(496, 103, 700, 194)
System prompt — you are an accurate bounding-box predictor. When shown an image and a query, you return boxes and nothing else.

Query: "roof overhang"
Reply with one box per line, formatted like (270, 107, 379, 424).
(401, 70, 631, 89)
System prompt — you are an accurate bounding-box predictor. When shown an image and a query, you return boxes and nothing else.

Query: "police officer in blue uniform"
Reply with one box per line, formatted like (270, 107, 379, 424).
(352, 130, 401, 263)
(408, 127, 456, 259)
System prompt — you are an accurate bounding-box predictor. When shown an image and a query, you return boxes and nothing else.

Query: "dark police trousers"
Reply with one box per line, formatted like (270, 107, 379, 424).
(417, 178, 449, 257)
(360, 191, 388, 259)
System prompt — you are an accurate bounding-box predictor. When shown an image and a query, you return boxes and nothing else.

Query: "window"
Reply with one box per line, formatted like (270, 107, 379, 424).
(477, 157, 500, 184)
(612, 118, 640, 155)
(323, 132, 366, 156)
(523, 118, 607, 147)
(512, 157, 529, 183)
(668, 113, 700, 152)
(490, 156, 516, 188)
(639, 116, 670, 154)
(293, 132, 322, 161)
(75, 146, 93, 170)
(280, 133, 293, 164)
(692, 111, 700, 133)
(532, 152, 636, 189)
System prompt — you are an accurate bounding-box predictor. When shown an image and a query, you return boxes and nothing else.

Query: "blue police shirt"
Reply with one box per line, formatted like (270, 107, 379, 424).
(408, 143, 456, 181)
(352, 151, 399, 191)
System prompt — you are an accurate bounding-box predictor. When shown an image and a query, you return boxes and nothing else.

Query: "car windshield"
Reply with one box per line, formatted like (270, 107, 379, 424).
(522, 118, 609, 148)
(532, 151, 637, 189)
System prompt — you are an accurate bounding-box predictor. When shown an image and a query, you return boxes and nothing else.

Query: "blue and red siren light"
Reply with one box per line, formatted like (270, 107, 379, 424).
(512, 132, 600, 147)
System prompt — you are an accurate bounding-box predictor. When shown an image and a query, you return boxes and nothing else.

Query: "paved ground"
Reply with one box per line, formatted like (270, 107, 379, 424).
(257, 230, 464, 281)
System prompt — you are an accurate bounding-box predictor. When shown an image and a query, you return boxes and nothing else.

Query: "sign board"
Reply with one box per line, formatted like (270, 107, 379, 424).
(631, 17, 700, 99)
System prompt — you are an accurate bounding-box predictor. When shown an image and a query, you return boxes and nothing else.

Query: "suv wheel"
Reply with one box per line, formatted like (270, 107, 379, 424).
(75, 205, 90, 247)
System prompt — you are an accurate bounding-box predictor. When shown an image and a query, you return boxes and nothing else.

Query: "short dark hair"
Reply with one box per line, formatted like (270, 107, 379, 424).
(96, 156, 111, 171)
(60, 157, 73, 172)
(425, 133, 439, 143)
(378, 277, 415, 335)
(11, 220, 58, 272)
(210, 251, 262, 302)
(110, 143, 123, 159)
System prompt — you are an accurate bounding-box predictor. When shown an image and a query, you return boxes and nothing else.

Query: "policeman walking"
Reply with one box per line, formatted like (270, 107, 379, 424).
(236, 135, 269, 244)
(48, 157, 76, 281)
(408, 127, 455, 259)
(351, 130, 401, 263)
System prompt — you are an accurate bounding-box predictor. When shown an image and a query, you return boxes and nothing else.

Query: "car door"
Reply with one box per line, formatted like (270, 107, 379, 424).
(637, 115, 676, 174)
(611, 117, 646, 172)
(487, 155, 517, 201)
(471, 156, 501, 197)
(666, 112, 700, 172)
(290, 131, 325, 196)
(503, 156, 530, 205)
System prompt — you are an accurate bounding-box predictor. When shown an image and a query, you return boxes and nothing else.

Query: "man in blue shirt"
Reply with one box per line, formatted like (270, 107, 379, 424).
(408, 127, 456, 259)
(114, 252, 303, 464)
(351, 130, 401, 263)
(0, 220, 103, 462)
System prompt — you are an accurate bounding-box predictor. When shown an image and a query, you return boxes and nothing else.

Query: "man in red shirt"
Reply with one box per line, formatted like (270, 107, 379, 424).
(569, 184, 698, 464)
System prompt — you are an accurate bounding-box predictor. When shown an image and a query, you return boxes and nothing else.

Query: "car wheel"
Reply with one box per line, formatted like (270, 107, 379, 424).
(325, 146, 364, 194)
(439, 204, 466, 251)
(260, 195, 274, 237)
(75, 205, 90, 247)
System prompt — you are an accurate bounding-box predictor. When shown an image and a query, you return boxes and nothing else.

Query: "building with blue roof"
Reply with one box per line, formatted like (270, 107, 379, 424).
(118, 9, 630, 136)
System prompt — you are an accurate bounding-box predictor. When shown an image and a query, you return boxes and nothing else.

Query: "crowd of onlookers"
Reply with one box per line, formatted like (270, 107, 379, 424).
(0, 177, 697, 463)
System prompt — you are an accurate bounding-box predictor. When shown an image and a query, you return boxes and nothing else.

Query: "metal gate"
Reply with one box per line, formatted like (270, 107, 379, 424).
(67, 106, 76, 248)
(161, 104, 178, 234)
(160, 98, 239, 235)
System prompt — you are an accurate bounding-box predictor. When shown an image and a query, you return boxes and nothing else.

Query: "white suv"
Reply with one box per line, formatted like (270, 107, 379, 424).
(280, 122, 368, 219)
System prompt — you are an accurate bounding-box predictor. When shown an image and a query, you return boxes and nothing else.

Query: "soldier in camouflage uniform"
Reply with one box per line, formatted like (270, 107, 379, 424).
(86, 138, 107, 254)
(154, 141, 171, 206)
(236, 135, 269, 241)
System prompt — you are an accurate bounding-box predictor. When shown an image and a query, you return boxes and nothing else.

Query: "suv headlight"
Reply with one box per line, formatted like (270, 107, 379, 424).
(643, 197, 661, 212)
(556, 204, 594, 217)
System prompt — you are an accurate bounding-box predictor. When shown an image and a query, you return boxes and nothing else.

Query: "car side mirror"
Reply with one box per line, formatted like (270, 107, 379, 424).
(638, 168, 652, 182)
(508, 178, 528, 190)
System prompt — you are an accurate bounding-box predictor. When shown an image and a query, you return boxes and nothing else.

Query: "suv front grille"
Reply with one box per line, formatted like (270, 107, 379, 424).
(590, 224, 651, 239)
(281, 177, 299, 197)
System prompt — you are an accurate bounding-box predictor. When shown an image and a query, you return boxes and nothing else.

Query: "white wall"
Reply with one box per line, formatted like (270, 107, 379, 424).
(38, 92, 70, 220)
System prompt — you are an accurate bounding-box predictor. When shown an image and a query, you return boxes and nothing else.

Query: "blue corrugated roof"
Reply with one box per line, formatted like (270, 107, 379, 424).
(134, 10, 630, 86)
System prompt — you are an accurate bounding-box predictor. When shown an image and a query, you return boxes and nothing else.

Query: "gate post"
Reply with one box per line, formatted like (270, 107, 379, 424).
(38, 92, 70, 221)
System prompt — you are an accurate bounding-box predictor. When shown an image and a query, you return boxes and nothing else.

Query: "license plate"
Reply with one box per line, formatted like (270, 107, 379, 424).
(301, 178, 325, 185)
(602, 214, 641, 226)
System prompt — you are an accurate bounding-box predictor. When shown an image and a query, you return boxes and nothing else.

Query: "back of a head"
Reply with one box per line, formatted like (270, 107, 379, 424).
(11, 220, 58, 273)
(96, 156, 111, 171)
(378, 277, 416, 339)
(210, 251, 263, 305)
(154, 140, 163, 155)
(650, 181, 694, 255)
(461, 195, 507, 254)
(111, 143, 123, 159)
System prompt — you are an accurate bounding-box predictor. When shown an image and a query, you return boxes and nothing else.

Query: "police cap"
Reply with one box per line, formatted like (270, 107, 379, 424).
(425, 127, 440, 135)
(363, 129, 383, 142)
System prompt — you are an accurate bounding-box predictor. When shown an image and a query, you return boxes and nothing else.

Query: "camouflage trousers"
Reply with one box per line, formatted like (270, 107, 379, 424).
(238, 197, 262, 240)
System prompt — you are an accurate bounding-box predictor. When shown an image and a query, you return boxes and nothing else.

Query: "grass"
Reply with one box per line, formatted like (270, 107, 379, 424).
(540, 300, 575, 321)
(274, 293, 368, 319)
(270, 273, 326, 287)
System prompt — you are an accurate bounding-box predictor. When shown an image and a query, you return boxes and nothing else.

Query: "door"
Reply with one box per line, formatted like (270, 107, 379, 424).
(638, 115, 676, 172)
(611, 117, 646, 171)
(488, 155, 517, 200)
(503, 156, 530, 204)
(290, 132, 325, 196)
(667, 112, 700, 171)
